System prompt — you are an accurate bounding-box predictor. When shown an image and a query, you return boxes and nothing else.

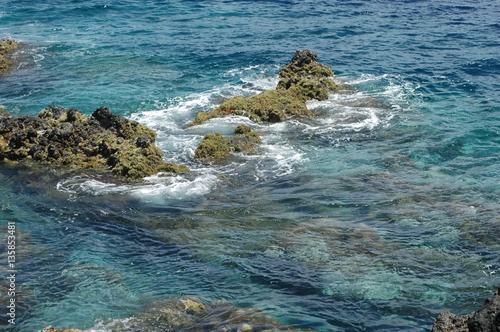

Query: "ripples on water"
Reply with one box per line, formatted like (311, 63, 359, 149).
(1, 0, 499, 331)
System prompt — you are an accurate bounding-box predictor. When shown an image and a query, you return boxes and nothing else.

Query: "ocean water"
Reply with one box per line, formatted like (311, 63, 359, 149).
(0, 0, 499, 331)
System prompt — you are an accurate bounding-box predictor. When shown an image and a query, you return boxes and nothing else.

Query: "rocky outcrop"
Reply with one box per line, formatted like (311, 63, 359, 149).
(0, 105, 189, 179)
(37, 297, 317, 332)
(189, 49, 340, 126)
(0, 39, 18, 74)
(190, 50, 339, 162)
(431, 287, 500, 332)
(195, 124, 261, 162)
(277, 49, 339, 101)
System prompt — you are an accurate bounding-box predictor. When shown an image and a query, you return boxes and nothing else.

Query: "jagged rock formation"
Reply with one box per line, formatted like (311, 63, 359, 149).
(0, 39, 18, 74)
(0, 105, 189, 179)
(189, 49, 340, 126)
(431, 287, 500, 332)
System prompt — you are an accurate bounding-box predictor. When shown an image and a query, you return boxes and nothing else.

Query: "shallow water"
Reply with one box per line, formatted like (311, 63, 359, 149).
(1, 0, 499, 331)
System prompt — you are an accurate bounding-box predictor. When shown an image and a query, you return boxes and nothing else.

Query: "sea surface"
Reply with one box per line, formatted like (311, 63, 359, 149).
(1, 0, 499, 331)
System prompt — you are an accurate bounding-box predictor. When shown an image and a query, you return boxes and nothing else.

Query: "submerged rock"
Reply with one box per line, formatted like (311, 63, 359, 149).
(431, 287, 500, 332)
(0, 105, 189, 179)
(38, 297, 317, 332)
(194, 125, 261, 162)
(0, 39, 19, 74)
(189, 50, 339, 126)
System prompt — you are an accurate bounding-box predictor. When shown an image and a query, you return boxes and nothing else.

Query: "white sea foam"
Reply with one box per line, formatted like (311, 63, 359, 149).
(346, 73, 420, 108)
(257, 143, 308, 178)
(56, 173, 221, 202)
(304, 94, 388, 135)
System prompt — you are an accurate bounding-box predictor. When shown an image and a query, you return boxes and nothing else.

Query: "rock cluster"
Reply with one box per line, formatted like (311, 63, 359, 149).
(190, 49, 340, 161)
(37, 297, 317, 332)
(190, 49, 338, 127)
(0, 105, 189, 179)
(1, 48, 338, 173)
(431, 287, 500, 332)
(0, 39, 18, 74)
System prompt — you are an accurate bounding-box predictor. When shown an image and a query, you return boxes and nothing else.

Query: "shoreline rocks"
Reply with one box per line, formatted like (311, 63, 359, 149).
(431, 287, 500, 332)
(189, 49, 340, 126)
(0, 105, 189, 180)
(0, 39, 19, 74)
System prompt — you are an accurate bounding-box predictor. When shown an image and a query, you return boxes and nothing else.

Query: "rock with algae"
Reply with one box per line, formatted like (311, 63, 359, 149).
(189, 50, 339, 126)
(194, 124, 262, 162)
(37, 297, 317, 332)
(0, 105, 189, 179)
(0, 39, 19, 74)
(277, 49, 339, 101)
(430, 287, 500, 332)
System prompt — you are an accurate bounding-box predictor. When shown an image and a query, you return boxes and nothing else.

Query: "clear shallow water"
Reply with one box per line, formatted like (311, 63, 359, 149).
(1, 0, 499, 331)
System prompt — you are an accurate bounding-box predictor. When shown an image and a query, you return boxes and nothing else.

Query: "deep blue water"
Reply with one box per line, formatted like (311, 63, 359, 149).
(1, 0, 499, 331)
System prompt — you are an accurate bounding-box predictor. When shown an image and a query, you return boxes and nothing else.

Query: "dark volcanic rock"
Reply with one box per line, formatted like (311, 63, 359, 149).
(431, 287, 500, 332)
(468, 288, 500, 332)
(91, 106, 156, 141)
(0, 105, 189, 179)
(431, 311, 471, 332)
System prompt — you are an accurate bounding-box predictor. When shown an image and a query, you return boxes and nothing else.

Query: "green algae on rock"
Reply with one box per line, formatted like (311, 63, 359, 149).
(195, 125, 262, 162)
(234, 124, 262, 153)
(277, 49, 340, 101)
(217, 89, 312, 123)
(189, 49, 339, 126)
(38, 105, 88, 126)
(0, 105, 189, 180)
(0, 39, 19, 75)
(194, 132, 233, 161)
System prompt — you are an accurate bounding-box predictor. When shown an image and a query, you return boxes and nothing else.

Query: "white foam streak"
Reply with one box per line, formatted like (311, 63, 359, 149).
(56, 174, 221, 201)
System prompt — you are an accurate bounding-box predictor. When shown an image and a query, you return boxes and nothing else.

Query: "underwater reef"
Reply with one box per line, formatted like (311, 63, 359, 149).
(37, 297, 317, 332)
(0, 39, 18, 75)
(0, 105, 189, 179)
(430, 287, 500, 332)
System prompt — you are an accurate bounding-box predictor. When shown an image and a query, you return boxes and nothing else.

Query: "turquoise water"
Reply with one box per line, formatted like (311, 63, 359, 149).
(1, 0, 499, 331)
